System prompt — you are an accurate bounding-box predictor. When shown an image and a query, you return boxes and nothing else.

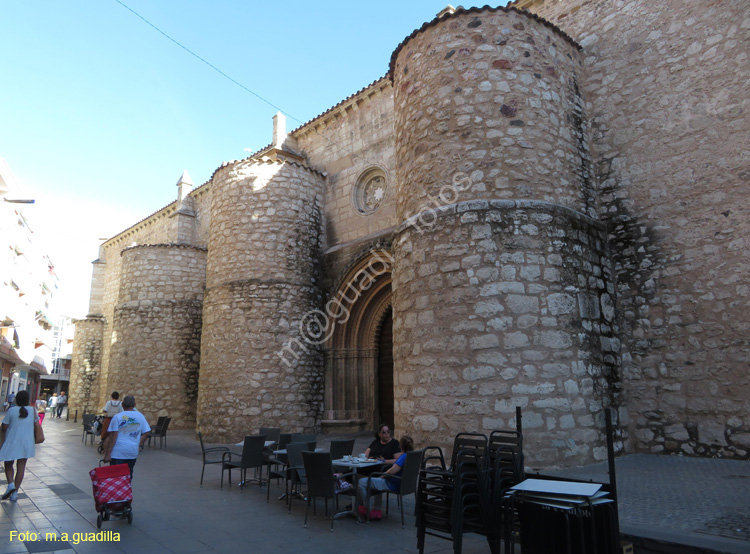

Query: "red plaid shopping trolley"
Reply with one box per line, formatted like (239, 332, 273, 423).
(89, 463, 133, 527)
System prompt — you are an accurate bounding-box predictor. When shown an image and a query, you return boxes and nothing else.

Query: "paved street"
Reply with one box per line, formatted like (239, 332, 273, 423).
(0, 415, 748, 554)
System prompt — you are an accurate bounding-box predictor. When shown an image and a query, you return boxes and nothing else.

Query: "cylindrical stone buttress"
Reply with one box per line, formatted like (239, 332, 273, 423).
(69, 316, 106, 415)
(108, 244, 206, 428)
(390, 7, 622, 467)
(198, 159, 325, 443)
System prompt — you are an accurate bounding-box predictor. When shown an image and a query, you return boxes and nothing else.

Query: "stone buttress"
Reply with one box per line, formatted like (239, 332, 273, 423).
(107, 244, 206, 428)
(197, 157, 325, 443)
(389, 6, 623, 467)
(69, 316, 106, 414)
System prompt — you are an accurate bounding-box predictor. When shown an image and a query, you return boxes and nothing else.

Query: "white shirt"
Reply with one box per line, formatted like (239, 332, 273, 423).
(102, 399, 123, 416)
(108, 410, 151, 459)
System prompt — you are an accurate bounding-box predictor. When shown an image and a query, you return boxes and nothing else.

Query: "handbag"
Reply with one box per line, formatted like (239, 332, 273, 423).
(34, 420, 45, 444)
(333, 473, 352, 493)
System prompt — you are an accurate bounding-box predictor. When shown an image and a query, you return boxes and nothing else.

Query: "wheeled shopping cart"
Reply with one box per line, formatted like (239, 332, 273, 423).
(89, 462, 133, 528)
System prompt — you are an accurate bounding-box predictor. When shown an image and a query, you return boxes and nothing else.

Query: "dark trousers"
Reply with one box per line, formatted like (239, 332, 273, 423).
(56, 405, 65, 418)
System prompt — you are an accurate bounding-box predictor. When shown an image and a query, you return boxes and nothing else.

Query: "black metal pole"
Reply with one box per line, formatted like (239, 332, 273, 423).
(605, 408, 621, 542)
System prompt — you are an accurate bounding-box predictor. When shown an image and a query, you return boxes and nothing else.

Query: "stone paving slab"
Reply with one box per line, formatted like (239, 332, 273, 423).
(0, 418, 488, 554)
(544, 454, 750, 553)
(1, 417, 749, 553)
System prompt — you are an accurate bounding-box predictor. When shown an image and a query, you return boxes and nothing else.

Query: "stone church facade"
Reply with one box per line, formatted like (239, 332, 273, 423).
(70, 0, 750, 469)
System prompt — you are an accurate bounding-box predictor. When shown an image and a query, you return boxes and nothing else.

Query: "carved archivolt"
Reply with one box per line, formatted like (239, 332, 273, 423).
(327, 248, 393, 351)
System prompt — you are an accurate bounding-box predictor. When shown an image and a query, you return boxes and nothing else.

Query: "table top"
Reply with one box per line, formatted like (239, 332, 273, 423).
(272, 447, 325, 455)
(234, 440, 277, 448)
(332, 458, 384, 468)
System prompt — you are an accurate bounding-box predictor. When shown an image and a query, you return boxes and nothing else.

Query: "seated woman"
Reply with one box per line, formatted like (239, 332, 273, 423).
(364, 423, 401, 464)
(358, 435, 414, 520)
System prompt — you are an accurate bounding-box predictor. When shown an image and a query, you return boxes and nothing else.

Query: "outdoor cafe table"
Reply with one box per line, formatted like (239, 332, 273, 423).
(331, 458, 385, 521)
(234, 440, 277, 448)
(229, 440, 277, 487)
(272, 447, 324, 455)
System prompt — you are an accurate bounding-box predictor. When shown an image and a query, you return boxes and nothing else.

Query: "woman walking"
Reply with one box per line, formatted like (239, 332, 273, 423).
(0, 390, 38, 501)
(35, 397, 47, 425)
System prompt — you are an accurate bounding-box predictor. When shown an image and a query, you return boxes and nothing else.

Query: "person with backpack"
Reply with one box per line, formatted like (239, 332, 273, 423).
(99, 391, 123, 445)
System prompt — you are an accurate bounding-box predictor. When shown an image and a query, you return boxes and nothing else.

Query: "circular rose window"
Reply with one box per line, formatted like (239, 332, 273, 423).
(352, 168, 388, 215)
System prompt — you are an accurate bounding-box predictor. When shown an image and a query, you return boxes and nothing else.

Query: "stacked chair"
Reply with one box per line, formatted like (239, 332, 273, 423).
(500, 408, 620, 554)
(416, 420, 524, 554)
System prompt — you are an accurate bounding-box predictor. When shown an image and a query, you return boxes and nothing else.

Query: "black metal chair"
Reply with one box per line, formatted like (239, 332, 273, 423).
(449, 432, 489, 471)
(329, 439, 355, 460)
(364, 449, 424, 527)
(259, 427, 281, 445)
(266, 433, 296, 502)
(488, 429, 524, 484)
(147, 416, 167, 447)
(82, 413, 97, 445)
(291, 433, 316, 451)
(301, 451, 355, 532)
(198, 431, 230, 487)
(416, 436, 493, 554)
(151, 415, 167, 432)
(221, 435, 267, 491)
(284, 442, 309, 511)
(273, 433, 293, 467)
(330, 439, 355, 472)
(148, 417, 171, 448)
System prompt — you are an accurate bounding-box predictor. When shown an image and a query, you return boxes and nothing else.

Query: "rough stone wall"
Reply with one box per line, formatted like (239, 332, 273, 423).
(525, 0, 750, 457)
(107, 244, 205, 428)
(391, 8, 593, 220)
(292, 80, 398, 248)
(393, 201, 619, 468)
(87, 182, 212, 413)
(391, 7, 620, 468)
(69, 317, 105, 415)
(186, 183, 212, 248)
(71, 0, 750, 466)
(197, 158, 325, 443)
(87, 256, 106, 316)
(92, 207, 183, 411)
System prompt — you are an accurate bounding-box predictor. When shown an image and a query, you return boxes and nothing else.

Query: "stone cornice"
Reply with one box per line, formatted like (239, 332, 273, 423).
(395, 199, 603, 236)
(120, 243, 208, 257)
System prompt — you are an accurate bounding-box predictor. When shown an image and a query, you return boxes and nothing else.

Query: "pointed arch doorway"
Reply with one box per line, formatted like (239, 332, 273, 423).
(322, 249, 393, 433)
(376, 306, 394, 428)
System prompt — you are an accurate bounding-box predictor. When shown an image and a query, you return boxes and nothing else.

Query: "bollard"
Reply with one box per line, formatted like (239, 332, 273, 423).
(73, 409, 77, 423)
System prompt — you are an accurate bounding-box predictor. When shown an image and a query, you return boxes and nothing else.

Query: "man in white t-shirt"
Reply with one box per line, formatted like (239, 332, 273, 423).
(103, 395, 151, 478)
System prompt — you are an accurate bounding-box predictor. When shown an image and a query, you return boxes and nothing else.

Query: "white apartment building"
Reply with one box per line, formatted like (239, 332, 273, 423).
(0, 157, 71, 408)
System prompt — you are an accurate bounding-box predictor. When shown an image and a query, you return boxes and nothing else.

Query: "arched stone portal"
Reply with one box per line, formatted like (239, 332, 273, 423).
(322, 249, 393, 434)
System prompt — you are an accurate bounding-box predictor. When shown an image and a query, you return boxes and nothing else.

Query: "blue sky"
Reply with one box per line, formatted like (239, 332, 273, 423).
(2, 0, 486, 316)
